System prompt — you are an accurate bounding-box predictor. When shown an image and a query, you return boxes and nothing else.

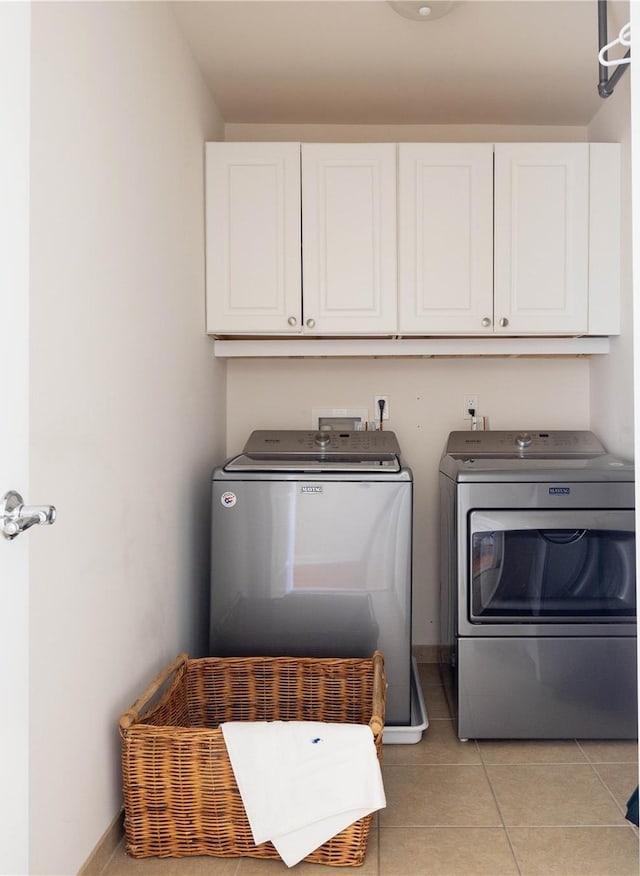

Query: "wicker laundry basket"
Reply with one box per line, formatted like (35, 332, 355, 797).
(119, 652, 386, 866)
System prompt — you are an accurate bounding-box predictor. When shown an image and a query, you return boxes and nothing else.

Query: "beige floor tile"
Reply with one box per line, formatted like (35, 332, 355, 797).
(82, 816, 124, 875)
(508, 826, 640, 875)
(417, 663, 443, 688)
(592, 762, 640, 813)
(478, 739, 588, 765)
(237, 827, 378, 873)
(383, 719, 481, 766)
(379, 827, 519, 876)
(102, 843, 240, 875)
(421, 683, 451, 719)
(486, 764, 628, 826)
(578, 739, 639, 764)
(380, 764, 502, 828)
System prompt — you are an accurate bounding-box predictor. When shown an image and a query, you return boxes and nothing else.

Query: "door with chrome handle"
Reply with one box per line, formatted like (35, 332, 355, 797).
(1, 491, 56, 540)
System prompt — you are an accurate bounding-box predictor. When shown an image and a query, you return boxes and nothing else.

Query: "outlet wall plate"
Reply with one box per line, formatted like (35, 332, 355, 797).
(463, 394, 479, 419)
(374, 395, 390, 420)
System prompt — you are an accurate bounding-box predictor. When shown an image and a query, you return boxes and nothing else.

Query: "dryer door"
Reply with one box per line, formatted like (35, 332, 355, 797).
(468, 509, 636, 624)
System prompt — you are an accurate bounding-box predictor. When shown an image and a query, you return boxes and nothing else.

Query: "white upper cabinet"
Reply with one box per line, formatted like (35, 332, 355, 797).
(585, 143, 620, 336)
(205, 142, 301, 334)
(206, 141, 620, 342)
(494, 143, 589, 334)
(206, 142, 397, 335)
(398, 142, 607, 336)
(398, 143, 494, 334)
(301, 143, 397, 334)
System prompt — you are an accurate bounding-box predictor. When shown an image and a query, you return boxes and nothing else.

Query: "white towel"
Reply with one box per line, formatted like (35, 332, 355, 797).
(221, 720, 385, 867)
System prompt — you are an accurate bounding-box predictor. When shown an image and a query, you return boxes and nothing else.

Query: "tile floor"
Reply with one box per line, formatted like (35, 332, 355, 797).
(102, 663, 639, 876)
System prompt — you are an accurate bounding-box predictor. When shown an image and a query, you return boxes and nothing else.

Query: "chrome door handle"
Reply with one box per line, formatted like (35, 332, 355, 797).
(481, 317, 492, 327)
(1, 490, 56, 540)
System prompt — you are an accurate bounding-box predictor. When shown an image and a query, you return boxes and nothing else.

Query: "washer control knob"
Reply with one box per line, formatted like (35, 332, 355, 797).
(516, 432, 533, 448)
(314, 431, 331, 447)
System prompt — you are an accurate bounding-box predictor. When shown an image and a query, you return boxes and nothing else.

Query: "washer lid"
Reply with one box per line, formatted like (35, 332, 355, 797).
(224, 429, 403, 473)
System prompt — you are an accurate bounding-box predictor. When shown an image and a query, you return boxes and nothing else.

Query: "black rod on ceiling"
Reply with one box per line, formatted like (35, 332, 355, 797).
(598, 0, 630, 99)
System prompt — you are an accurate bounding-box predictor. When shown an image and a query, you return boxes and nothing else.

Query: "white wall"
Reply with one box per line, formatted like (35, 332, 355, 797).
(588, 73, 634, 458)
(28, 4, 225, 873)
(226, 356, 591, 651)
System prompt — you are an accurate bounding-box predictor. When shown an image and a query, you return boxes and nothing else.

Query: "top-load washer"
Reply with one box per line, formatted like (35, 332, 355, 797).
(439, 430, 637, 739)
(210, 430, 413, 726)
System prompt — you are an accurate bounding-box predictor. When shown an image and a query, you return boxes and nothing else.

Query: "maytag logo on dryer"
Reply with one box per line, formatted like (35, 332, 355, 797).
(301, 485, 323, 494)
(549, 487, 571, 495)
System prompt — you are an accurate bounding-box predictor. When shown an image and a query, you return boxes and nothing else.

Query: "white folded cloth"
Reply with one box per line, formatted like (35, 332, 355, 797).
(221, 720, 385, 867)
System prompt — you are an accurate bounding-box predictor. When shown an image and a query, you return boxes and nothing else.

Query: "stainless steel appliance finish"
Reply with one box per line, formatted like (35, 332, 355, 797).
(439, 430, 637, 740)
(210, 430, 413, 725)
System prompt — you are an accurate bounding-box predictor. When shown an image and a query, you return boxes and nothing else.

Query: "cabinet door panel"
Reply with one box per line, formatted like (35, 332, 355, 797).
(494, 144, 588, 334)
(206, 142, 301, 334)
(398, 144, 494, 334)
(302, 144, 397, 334)
(588, 143, 620, 335)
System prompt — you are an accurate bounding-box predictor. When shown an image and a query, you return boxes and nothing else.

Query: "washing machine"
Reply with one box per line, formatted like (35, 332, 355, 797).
(210, 429, 413, 726)
(439, 429, 637, 739)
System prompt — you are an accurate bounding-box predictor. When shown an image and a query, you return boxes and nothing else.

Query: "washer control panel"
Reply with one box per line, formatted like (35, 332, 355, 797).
(242, 429, 402, 458)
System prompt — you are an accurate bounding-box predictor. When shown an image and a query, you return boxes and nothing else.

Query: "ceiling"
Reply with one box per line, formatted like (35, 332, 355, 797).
(172, 0, 631, 128)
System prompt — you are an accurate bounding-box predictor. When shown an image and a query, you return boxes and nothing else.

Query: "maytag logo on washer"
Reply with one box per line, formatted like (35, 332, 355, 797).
(301, 485, 323, 494)
(221, 491, 237, 508)
(549, 487, 570, 495)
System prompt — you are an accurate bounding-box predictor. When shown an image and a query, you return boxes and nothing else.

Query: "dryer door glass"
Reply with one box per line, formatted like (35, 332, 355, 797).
(469, 509, 636, 622)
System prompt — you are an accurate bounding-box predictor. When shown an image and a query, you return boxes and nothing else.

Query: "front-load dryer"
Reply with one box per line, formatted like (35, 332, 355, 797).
(439, 430, 637, 740)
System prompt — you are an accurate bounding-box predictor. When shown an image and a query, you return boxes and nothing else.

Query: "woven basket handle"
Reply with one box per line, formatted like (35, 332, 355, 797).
(369, 650, 386, 737)
(119, 652, 189, 733)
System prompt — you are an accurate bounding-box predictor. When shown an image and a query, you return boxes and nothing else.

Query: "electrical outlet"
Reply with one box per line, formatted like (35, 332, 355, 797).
(463, 394, 479, 419)
(374, 395, 390, 421)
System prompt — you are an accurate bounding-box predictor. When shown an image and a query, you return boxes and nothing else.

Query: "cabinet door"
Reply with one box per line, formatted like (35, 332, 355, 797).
(588, 143, 620, 336)
(398, 143, 494, 334)
(494, 144, 589, 334)
(205, 142, 301, 334)
(301, 144, 397, 334)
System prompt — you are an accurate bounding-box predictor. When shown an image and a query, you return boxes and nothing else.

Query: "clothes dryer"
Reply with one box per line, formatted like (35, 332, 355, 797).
(439, 430, 637, 739)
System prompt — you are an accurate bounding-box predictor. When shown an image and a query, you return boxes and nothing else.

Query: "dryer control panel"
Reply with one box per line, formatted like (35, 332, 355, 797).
(445, 430, 606, 459)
